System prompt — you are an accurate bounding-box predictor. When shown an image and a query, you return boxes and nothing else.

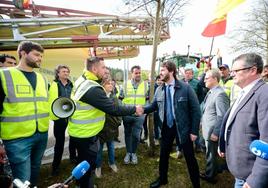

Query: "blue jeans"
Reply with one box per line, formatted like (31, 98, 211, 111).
(123, 115, 144, 153)
(96, 141, 115, 168)
(234, 178, 245, 188)
(3, 132, 48, 186)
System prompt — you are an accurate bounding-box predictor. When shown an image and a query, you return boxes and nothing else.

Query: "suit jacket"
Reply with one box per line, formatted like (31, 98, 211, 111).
(201, 85, 229, 140)
(144, 79, 201, 144)
(219, 79, 268, 188)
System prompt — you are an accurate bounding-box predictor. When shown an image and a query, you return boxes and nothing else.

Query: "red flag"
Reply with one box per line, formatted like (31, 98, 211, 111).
(202, 15, 227, 37)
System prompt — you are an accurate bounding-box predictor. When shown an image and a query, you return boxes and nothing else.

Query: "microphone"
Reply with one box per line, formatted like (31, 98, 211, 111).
(63, 160, 90, 185)
(249, 140, 268, 160)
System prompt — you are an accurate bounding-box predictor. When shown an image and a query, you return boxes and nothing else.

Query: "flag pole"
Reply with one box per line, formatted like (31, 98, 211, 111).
(209, 37, 214, 62)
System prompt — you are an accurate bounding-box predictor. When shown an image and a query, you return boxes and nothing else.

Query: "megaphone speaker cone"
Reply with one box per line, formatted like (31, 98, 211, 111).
(52, 97, 76, 118)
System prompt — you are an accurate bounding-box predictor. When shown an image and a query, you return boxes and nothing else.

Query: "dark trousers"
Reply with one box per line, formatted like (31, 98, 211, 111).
(204, 140, 218, 178)
(159, 123, 200, 188)
(153, 111, 162, 139)
(52, 119, 76, 170)
(142, 114, 148, 139)
(70, 136, 99, 188)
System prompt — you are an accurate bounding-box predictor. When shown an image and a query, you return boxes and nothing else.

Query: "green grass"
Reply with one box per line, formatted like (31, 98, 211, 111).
(39, 144, 234, 188)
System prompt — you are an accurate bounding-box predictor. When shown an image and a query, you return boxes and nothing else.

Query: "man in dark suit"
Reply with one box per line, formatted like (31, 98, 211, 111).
(200, 69, 229, 183)
(144, 61, 201, 188)
(219, 53, 268, 188)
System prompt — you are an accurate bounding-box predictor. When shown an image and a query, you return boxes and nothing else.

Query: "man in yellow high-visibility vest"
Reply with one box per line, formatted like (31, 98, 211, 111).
(119, 65, 147, 165)
(0, 41, 49, 186)
(219, 64, 234, 98)
(68, 57, 143, 188)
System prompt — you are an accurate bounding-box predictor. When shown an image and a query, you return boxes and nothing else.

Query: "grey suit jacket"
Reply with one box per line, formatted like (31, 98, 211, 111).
(220, 79, 268, 188)
(201, 85, 229, 140)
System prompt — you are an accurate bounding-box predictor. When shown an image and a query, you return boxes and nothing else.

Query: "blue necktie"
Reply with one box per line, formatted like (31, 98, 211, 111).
(166, 85, 174, 128)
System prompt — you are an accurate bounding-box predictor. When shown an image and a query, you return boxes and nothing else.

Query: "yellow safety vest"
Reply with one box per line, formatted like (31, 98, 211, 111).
(197, 62, 206, 77)
(68, 73, 105, 138)
(0, 68, 49, 140)
(122, 80, 147, 105)
(49, 81, 60, 120)
(219, 78, 234, 98)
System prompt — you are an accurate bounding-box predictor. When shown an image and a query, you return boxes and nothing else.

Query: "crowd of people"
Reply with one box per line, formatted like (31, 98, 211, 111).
(0, 41, 268, 188)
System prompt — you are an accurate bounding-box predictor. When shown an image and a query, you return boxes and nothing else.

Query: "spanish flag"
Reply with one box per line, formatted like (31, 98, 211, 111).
(201, 0, 245, 37)
(201, 15, 227, 37)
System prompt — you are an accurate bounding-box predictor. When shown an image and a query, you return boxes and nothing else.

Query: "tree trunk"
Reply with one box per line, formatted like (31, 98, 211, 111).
(148, 0, 161, 156)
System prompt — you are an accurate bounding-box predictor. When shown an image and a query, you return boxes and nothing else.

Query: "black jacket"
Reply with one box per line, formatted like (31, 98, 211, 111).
(80, 80, 136, 117)
(144, 79, 201, 144)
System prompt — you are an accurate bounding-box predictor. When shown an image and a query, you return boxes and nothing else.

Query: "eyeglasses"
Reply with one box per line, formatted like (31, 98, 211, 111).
(231, 66, 255, 74)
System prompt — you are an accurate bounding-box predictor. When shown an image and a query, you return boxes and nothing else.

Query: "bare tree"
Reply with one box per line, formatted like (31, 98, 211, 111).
(123, 0, 188, 24)
(122, 0, 189, 155)
(228, 0, 268, 63)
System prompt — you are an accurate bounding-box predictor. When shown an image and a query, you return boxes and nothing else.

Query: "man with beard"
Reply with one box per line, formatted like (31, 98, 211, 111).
(144, 61, 201, 188)
(68, 57, 143, 188)
(0, 41, 49, 186)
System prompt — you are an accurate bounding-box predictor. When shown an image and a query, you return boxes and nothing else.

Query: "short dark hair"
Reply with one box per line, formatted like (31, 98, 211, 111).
(17, 41, 44, 59)
(54, 65, 70, 80)
(0, 54, 16, 63)
(161, 61, 177, 78)
(234, 53, 263, 74)
(85, 57, 104, 71)
(131, 65, 141, 73)
(264, 64, 268, 69)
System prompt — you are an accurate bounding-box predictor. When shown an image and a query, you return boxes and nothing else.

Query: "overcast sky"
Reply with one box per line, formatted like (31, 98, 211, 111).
(34, 0, 250, 70)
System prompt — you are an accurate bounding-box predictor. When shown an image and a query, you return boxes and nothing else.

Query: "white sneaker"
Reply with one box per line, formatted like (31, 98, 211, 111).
(131, 153, 138, 164)
(109, 164, 118, 173)
(95, 167, 102, 178)
(124, 153, 131, 164)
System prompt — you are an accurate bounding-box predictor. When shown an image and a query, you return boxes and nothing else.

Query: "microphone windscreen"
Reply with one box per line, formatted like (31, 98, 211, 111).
(249, 140, 268, 160)
(72, 161, 90, 180)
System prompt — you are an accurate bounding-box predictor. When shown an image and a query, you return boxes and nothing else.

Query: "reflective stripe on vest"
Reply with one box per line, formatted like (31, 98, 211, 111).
(3, 70, 48, 103)
(0, 68, 49, 140)
(70, 116, 105, 124)
(75, 102, 94, 110)
(68, 77, 105, 138)
(123, 80, 147, 105)
(1, 113, 49, 122)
